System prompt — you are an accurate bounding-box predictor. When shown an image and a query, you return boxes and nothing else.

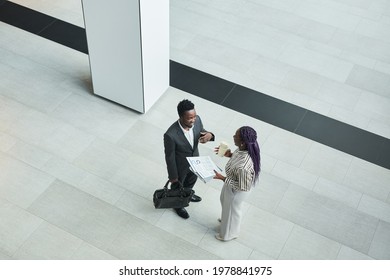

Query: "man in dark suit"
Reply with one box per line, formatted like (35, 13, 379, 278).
(164, 99, 215, 219)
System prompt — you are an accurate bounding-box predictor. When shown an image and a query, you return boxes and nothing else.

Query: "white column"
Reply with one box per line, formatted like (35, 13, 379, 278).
(81, 0, 169, 113)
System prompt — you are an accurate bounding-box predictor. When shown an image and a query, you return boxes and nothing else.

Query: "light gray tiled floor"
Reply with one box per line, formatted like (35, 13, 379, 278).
(0, 0, 389, 260)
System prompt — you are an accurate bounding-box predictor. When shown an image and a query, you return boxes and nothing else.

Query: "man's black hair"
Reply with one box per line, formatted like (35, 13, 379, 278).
(177, 99, 195, 117)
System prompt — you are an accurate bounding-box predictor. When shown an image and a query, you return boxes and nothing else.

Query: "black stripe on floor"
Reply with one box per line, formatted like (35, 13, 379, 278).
(0, 1, 88, 53)
(1, 0, 390, 169)
(170, 61, 390, 169)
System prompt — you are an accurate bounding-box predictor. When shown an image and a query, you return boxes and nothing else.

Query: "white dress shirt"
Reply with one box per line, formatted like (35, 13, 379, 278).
(178, 120, 194, 148)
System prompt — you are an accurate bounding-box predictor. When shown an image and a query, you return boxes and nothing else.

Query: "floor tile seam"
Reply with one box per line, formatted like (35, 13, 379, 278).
(222, 84, 308, 134)
(154, 224, 217, 256)
(285, 218, 365, 257)
(334, 243, 343, 260)
(67, 240, 93, 260)
(235, 205, 277, 259)
(0, 130, 18, 153)
(275, 223, 295, 260)
(233, 243, 260, 260)
(3, 101, 99, 163)
(245, 249, 256, 260)
(76, 171, 129, 206)
(293, 111, 390, 168)
(0, 248, 12, 259)
(312, 178, 367, 212)
(45, 91, 74, 116)
(36, 217, 112, 259)
(321, 181, 387, 215)
(0, 1, 56, 32)
(307, 157, 356, 197)
(355, 198, 390, 228)
(220, 83, 237, 105)
(0, 139, 58, 178)
(365, 218, 382, 260)
(271, 209, 347, 259)
(0, 36, 87, 94)
(293, 109, 309, 134)
(37, 161, 126, 210)
(273, 183, 380, 250)
(0, 2, 87, 52)
(296, 110, 389, 141)
(13, 219, 88, 260)
(339, 156, 360, 208)
(310, 176, 321, 193)
(255, 196, 315, 257)
(8, 212, 45, 259)
(6, 121, 106, 175)
(376, 138, 390, 162)
(25, 178, 153, 255)
(36, 18, 58, 36)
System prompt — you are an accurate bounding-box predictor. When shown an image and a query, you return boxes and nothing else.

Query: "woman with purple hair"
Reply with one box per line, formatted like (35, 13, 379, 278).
(213, 126, 261, 241)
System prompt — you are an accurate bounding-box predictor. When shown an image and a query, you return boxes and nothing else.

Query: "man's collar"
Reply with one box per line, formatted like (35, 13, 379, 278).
(178, 120, 193, 132)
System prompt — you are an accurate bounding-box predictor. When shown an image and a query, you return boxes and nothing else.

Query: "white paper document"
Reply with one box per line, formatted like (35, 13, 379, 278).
(186, 156, 222, 183)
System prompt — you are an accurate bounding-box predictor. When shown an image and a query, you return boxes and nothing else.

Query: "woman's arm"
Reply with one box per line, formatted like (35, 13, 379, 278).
(213, 170, 226, 182)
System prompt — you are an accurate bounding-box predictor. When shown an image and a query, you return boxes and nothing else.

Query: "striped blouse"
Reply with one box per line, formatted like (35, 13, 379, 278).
(224, 149, 255, 192)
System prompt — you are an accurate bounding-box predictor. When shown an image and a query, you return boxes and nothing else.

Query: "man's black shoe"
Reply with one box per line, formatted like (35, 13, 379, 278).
(175, 208, 189, 219)
(190, 194, 202, 202)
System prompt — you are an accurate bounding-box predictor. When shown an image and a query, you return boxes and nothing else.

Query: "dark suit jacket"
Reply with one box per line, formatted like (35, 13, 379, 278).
(164, 115, 214, 180)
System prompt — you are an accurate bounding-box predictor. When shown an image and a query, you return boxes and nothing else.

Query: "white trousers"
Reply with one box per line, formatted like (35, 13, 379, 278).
(219, 184, 250, 241)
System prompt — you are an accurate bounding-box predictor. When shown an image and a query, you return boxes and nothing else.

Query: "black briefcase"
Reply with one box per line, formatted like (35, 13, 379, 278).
(153, 180, 194, 209)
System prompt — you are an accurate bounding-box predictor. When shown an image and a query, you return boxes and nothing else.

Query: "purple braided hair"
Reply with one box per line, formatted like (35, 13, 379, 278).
(240, 126, 261, 181)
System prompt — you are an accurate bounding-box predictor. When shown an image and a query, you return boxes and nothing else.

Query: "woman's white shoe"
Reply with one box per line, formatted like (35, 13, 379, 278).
(215, 234, 225, 241)
(215, 233, 237, 242)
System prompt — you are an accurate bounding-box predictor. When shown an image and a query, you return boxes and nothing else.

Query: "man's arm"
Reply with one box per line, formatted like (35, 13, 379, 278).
(197, 115, 215, 143)
(163, 133, 178, 181)
(199, 131, 214, 143)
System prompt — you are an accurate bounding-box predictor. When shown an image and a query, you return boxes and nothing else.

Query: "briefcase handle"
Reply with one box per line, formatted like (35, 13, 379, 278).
(164, 180, 184, 190)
